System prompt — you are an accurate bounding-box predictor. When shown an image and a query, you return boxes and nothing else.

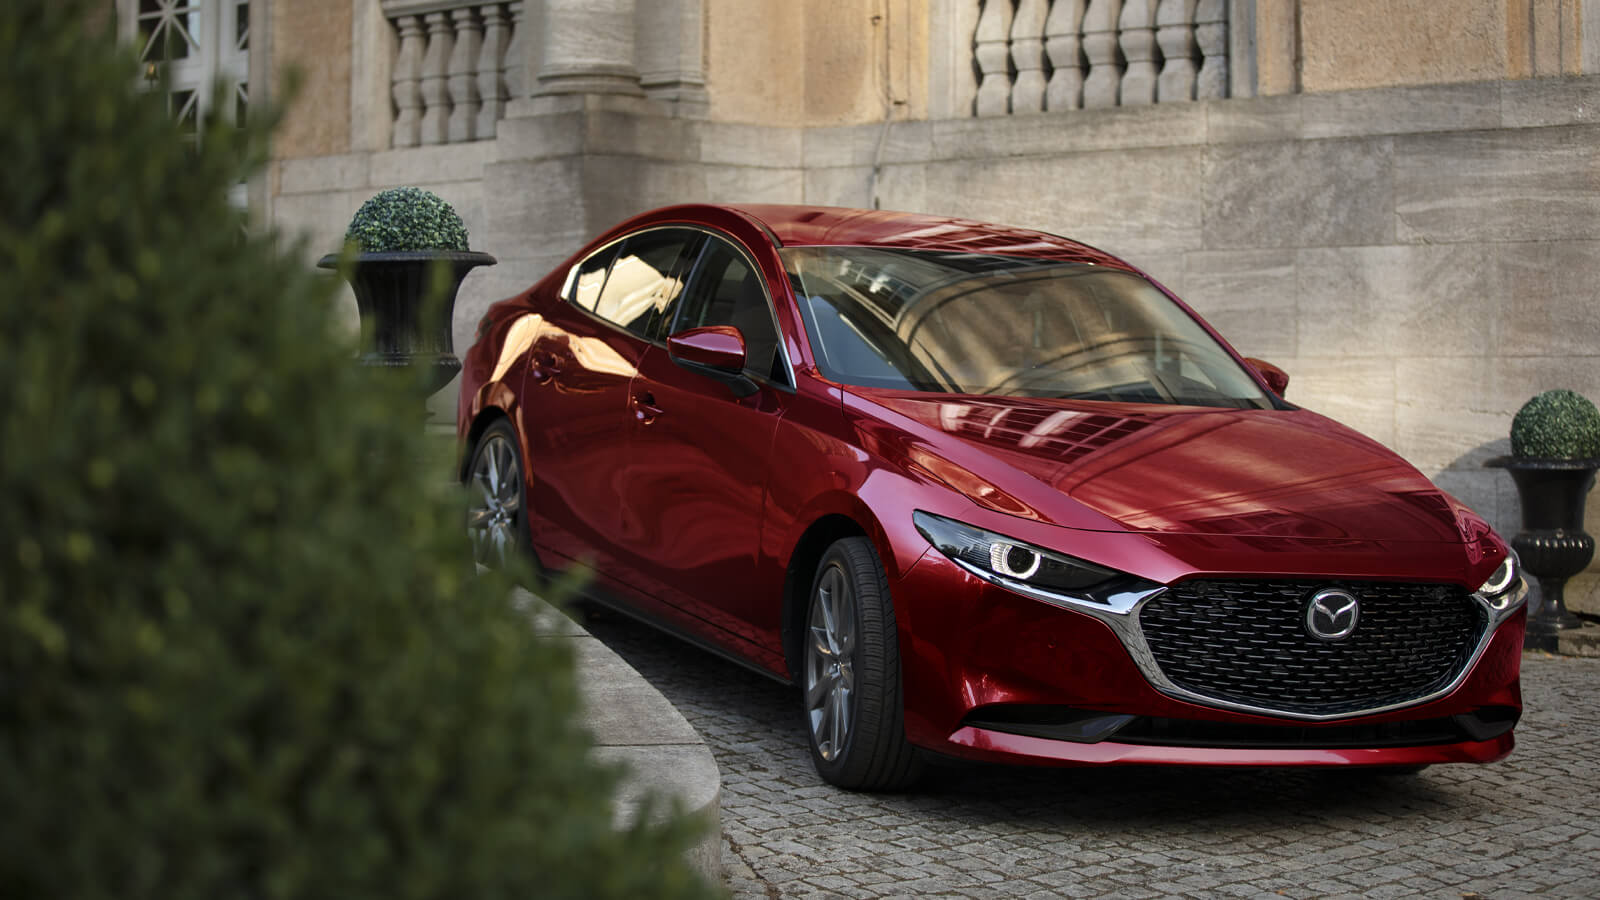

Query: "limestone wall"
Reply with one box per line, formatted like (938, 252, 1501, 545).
(1296, 0, 1587, 93)
(264, 1, 1600, 155)
(272, 75, 1600, 603)
(271, 0, 354, 158)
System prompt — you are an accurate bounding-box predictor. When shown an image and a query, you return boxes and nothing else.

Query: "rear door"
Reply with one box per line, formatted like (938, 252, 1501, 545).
(520, 228, 702, 571)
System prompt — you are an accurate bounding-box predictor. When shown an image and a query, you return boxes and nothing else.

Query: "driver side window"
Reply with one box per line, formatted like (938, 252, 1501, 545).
(673, 237, 788, 386)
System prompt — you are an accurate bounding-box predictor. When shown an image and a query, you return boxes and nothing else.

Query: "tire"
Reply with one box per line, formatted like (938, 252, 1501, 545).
(465, 419, 530, 569)
(803, 537, 922, 791)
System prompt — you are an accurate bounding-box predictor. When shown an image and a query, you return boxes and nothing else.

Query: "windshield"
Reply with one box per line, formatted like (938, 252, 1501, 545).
(781, 246, 1272, 409)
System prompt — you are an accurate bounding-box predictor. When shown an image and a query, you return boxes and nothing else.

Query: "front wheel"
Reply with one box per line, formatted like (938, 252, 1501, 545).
(803, 537, 921, 791)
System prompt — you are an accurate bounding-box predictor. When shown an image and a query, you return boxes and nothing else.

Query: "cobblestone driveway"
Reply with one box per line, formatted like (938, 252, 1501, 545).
(583, 609, 1600, 899)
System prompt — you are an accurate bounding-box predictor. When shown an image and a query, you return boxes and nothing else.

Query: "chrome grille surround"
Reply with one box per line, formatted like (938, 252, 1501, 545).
(1136, 580, 1485, 718)
(950, 557, 1526, 723)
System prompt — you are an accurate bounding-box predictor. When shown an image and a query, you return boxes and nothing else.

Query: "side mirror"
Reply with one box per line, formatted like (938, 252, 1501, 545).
(1243, 357, 1290, 396)
(668, 325, 746, 372)
(667, 325, 758, 398)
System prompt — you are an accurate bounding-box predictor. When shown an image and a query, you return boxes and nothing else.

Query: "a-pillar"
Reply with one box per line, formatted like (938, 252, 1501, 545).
(534, 0, 644, 96)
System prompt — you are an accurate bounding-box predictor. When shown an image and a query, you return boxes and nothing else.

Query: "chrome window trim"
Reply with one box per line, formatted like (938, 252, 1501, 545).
(951, 555, 1529, 724)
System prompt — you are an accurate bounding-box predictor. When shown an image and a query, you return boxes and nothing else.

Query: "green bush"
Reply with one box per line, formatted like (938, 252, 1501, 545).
(345, 186, 471, 253)
(1511, 389, 1600, 460)
(0, 3, 713, 899)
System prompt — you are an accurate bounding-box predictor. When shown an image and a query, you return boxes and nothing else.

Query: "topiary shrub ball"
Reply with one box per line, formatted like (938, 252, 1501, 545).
(1511, 389, 1600, 459)
(345, 186, 470, 252)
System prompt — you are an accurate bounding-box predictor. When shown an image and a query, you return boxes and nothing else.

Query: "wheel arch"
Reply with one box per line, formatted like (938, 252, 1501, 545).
(459, 407, 507, 481)
(780, 513, 874, 684)
(459, 365, 524, 481)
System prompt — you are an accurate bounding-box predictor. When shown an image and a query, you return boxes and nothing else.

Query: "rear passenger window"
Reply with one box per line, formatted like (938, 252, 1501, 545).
(592, 229, 701, 339)
(564, 242, 620, 313)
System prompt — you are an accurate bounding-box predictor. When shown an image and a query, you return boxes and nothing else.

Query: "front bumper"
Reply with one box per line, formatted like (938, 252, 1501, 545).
(895, 550, 1525, 767)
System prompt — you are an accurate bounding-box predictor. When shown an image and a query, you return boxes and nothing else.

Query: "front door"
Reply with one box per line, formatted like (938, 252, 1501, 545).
(612, 234, 791, 654)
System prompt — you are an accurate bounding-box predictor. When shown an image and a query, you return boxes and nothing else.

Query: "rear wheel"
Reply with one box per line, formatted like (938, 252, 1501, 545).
(804, 537, 921, 791)
(465, 420, 529, 568)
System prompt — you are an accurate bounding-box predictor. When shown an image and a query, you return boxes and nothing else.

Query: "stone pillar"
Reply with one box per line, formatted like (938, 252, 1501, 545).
(1010, 0, 1051, 114)
(1118, 0, 1159, 106)
(973, 0, 1015, 116)
(418, 11, 453, 144)
(1045, 0, 1088, 111)
(391, 14, 425, 148)
(1156, 0, 1199, 103)
(447, 7, 483, 142)
(477, 4, 511, 138)
(1194, 0, 1229, 100)
(535, 0, 644, 96)
(1082, 0, 1125, 108)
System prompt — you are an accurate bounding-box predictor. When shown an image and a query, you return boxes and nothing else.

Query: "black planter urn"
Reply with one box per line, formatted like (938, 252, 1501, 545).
(317, 250, 496, 397)
(1484, 456, 1599, 651)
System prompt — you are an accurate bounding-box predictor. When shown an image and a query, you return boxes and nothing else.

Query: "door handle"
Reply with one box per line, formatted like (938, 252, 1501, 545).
(631, 391, 663, 424)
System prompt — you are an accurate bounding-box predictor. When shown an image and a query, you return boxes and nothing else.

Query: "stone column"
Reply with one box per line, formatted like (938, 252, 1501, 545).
(635, 0, 709, 115)
(1082, 0, 1125, 108)
(973, 0, 1015, 116)
(1010, 0, 1051, 114)
(1045, 0, 1088, 111)
(535, 0, 644, 96)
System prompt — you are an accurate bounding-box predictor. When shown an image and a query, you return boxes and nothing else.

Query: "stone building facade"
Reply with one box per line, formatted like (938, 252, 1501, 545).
(125, 0, 1600, 599)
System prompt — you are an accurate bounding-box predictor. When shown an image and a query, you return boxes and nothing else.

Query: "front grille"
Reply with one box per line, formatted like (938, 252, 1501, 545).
(1138, 580, 1485, 717)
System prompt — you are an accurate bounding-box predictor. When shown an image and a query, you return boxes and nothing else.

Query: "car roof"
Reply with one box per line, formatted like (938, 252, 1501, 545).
(631, 203, 1129, 266)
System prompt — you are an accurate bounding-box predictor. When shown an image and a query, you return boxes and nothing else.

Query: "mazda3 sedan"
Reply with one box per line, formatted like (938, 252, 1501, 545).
(458, 204, 1527, 790)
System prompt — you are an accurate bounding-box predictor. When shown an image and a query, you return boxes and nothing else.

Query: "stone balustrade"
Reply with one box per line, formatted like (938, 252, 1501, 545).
(973, 0, 1227, 116)
(384, 0, 523, 147)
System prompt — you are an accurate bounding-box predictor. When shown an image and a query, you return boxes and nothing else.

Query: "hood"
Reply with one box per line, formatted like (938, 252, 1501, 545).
(854, 391, 1474, 545)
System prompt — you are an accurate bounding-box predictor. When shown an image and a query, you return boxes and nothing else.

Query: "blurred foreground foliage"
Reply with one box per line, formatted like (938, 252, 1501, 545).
(0, 2, 714, 898)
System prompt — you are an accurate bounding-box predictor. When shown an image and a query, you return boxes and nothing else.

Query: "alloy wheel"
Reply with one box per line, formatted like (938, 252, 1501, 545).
(805, 562, 858, 761)
(467, 430, 521, 566)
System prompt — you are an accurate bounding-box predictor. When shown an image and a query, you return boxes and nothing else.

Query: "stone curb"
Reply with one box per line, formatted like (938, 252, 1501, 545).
(1557, 622, 1600, 657)
(516, 589, 723, 884)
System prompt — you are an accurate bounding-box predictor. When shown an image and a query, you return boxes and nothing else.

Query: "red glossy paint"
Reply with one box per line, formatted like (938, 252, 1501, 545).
(459, 203, 1526, 776)
(943, 728, 1515, 768)
(666, 325, 746, 372)
(611, 339, 789, 650)
(859, 392, 1469, 542)
(1244, 357, 1291, 395)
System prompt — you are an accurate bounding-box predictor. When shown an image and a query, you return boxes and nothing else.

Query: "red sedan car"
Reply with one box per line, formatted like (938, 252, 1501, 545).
(458, 204, 1527, 790)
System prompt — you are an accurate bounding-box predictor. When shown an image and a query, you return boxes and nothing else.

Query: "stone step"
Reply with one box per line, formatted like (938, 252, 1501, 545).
(1558, 623, 1600, 658)
(517, 589, 723, 883)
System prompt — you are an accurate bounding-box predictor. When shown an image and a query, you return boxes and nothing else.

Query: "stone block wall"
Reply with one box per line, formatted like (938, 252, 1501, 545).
(271, 75, 1600, 604)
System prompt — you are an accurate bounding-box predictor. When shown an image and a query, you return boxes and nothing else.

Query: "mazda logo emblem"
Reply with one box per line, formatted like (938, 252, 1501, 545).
(1305, 589, 1360, 642)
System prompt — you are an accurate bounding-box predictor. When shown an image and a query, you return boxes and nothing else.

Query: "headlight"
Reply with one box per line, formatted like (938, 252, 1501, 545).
(1476, 551, 1526, 612)
(913, 511, 1163, 613)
